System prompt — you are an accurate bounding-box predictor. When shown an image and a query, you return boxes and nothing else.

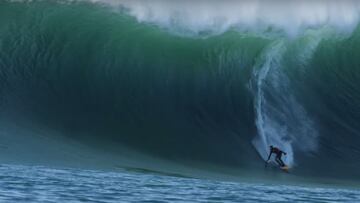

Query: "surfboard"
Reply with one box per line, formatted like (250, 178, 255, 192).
(266, 161, 290, 173)
(280, 165, 290, 173)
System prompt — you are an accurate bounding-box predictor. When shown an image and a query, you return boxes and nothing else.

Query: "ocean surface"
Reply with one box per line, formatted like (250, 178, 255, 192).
(0, 164, 359, 203)
(1, 0, 360, 201)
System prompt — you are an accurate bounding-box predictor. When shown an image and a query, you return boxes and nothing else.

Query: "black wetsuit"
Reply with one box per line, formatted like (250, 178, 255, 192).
(267, 147, 286, 167)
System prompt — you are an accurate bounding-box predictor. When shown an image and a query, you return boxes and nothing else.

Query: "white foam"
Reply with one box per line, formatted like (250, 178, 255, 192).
(93, 0, 360, 37)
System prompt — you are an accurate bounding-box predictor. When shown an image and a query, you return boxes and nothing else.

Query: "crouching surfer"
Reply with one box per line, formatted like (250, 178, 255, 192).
(266, 145, 287, 168)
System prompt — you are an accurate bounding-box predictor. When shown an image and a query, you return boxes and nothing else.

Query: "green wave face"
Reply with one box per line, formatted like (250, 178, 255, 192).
(0, 0, 360, 180)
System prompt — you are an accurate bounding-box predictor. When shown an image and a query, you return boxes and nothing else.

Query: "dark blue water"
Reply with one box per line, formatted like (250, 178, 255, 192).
(0, 164, 359, 203)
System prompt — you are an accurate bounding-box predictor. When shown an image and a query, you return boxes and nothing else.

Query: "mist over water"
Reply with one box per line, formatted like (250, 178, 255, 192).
(1, 0, 360, 182)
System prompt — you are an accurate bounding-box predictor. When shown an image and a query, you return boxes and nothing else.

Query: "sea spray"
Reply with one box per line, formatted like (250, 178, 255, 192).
(251, 39, 319, 167)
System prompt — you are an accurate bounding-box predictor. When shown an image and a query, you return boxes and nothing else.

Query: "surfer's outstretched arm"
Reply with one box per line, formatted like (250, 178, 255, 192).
(266, 152, 273, 162)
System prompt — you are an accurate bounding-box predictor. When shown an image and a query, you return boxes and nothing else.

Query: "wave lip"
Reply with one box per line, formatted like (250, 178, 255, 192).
(111, 0, 360, 36)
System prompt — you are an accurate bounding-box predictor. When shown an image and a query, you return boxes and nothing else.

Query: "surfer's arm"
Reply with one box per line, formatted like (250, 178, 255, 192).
(266, 152, 272, 161)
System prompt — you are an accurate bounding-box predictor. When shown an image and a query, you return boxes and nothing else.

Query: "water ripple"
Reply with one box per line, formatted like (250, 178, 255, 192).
(0, 165, 358, 203)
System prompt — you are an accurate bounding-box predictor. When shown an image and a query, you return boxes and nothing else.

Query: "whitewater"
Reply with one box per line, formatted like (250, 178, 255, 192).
(0, 0, 360, 201)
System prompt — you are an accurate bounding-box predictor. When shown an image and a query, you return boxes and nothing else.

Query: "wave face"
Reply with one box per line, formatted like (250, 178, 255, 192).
(1, 0, 360, 180)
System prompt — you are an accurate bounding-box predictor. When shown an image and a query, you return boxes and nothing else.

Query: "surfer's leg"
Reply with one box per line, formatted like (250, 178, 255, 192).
(280, 159, 285, 167)
(276, 158, 285, 167)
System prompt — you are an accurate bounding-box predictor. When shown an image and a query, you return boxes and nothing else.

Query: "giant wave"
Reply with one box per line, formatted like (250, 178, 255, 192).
(0, 0, 360, 182)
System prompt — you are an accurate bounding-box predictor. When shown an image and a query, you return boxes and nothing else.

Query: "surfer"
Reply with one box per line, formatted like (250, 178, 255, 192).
(266, 145, 287, 167)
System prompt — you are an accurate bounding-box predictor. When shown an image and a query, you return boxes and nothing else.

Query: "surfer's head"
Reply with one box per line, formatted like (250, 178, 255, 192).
(270, 145, 274, 149)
